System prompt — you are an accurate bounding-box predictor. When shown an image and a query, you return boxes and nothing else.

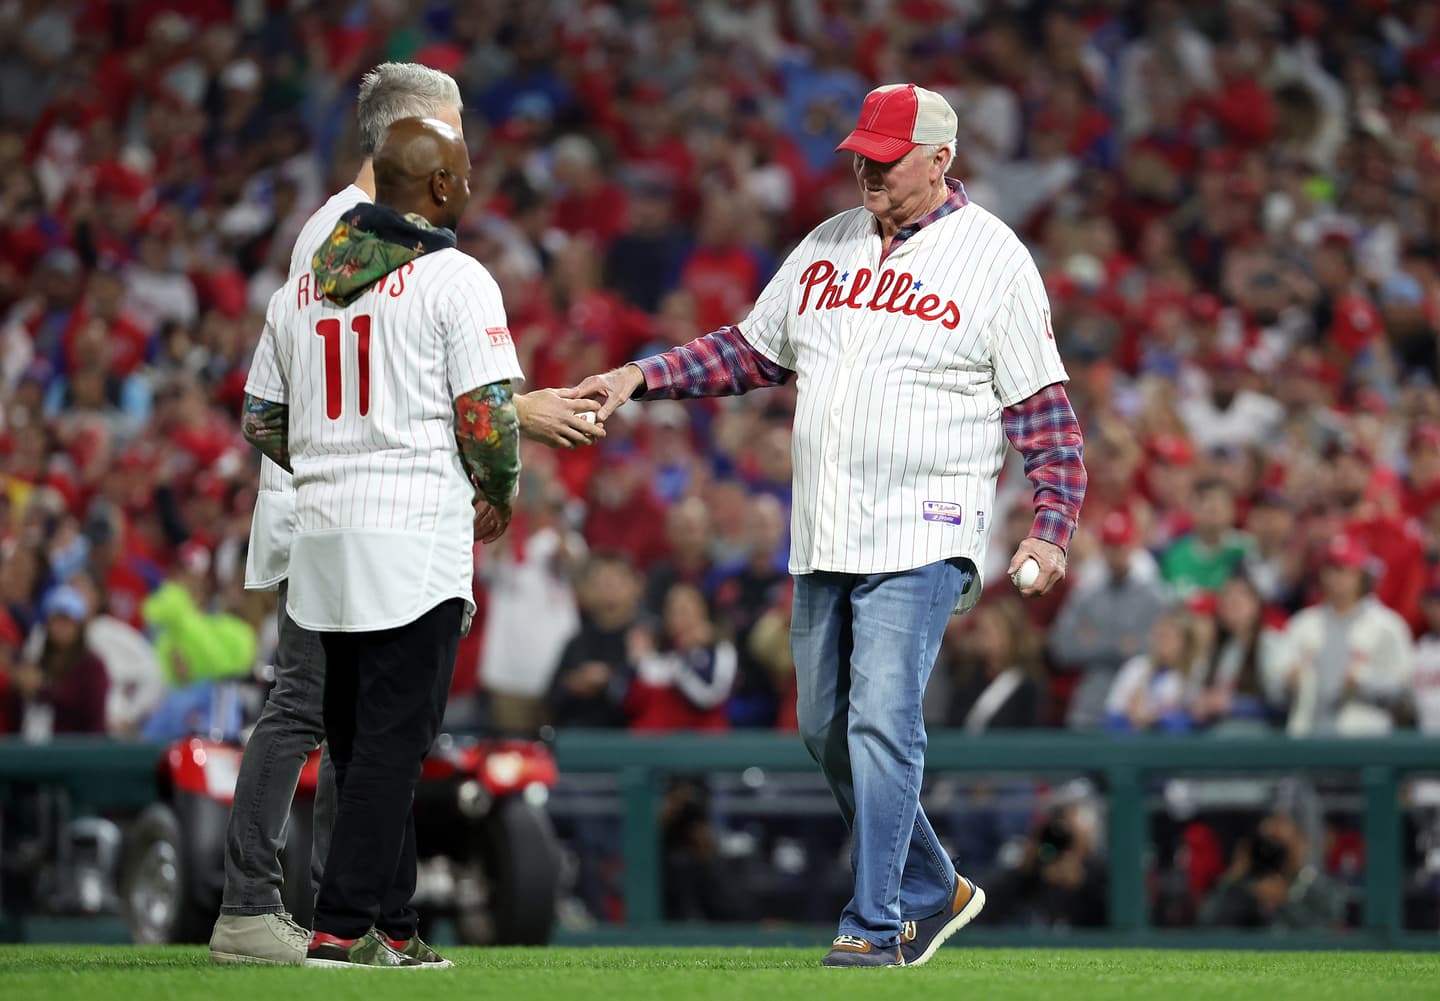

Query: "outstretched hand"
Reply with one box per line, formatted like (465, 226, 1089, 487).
(559, 364, 646, 421)
(516, 388, 605, 450)
(1008, 537, 1067, 598)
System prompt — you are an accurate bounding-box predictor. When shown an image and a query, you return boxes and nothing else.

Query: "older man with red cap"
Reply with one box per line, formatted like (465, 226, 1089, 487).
(568, 83, 1087, 966)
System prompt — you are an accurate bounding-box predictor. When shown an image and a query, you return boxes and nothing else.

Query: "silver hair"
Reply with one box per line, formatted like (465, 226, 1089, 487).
(922, 140, 957, 174)
(355, 63, 464, 156)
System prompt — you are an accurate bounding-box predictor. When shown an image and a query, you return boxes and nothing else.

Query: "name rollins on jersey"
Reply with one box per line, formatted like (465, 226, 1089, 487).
(797, 260, 962, 330)
(296, 261, 416, 309)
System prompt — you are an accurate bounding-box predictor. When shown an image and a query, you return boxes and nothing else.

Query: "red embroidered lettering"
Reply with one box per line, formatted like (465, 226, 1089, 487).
(914, 294, 943, 320)
(486, 326, 512, 346)
(844, 269, 873, 309)
(940, 302, 962, 330)
(389, 261, 411, 298)
(868, 269, 895, 310)
(884, 273, 915, 313)
(296, 274, 310, 310)
(798, 260, 836, 314)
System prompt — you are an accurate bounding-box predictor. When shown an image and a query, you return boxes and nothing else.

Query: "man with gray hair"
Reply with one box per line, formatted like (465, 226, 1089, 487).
(210, 62, 602, 966)
(569, 83, 1086, 967)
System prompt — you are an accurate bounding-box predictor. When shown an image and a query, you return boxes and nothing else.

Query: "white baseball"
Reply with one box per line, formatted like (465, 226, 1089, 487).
(577, 411, 597, 424)
(1012, 557, 1040, 590)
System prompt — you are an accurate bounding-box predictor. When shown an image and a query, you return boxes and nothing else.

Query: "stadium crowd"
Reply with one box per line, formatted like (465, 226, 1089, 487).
(3, 0, 1440, 745)
(2, 0, 1440, 935)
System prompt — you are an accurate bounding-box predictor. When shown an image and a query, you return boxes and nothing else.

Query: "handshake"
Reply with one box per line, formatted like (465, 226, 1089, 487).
(474, 366, 647, 543)
(517, 365, 646, 451)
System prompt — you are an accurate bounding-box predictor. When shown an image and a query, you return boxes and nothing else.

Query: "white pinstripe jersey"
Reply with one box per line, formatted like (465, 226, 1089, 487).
(245, 184, 371, 591)
(245, 248, 524, 631)
(740, 198, 1066, 585)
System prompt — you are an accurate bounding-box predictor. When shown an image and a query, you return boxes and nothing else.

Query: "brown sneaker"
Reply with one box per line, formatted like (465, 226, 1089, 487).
(898, 875, 986, 968)
(821, 934, 904, 968)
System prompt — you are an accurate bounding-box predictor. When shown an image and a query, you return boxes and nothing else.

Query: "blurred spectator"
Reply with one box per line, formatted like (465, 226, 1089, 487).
(1413, 573, 1440, 735)
(987, 800, 1107, 929)
(642, 495, 714, 617)
(139, 542, 256, 740)
(940, 598, 1045, 732)
(1160, 479, 1252, 597)
(604, 177, 687, 313)
(5, 585, 107, 739)
(1105, 608, 1201, 735)
(582, 451, 670, 570)
(711, 494, 788, 727)
(69, 572, 162, 738)
(480, 466, 585, 733)
(548, 553, 643, 729)
(1050, 509, 1171, 728)
(1273, 537, 1414, 736)
(1190, 575, 1284, 735)
(626, 583, 735, 732)
(747, 578, 796, 731)
(1241, 491, 1303, 609)
(1198, 813, 1344, 930)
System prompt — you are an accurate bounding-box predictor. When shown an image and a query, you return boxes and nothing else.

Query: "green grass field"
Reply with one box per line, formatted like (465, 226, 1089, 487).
(1, 947, 1438, 1001)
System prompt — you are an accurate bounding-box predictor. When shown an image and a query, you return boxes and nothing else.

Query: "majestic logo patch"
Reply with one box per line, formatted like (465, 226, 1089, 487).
(797, 260, 962, 330)
(486, 326, 512, 346)
(923, 501, 963, 525)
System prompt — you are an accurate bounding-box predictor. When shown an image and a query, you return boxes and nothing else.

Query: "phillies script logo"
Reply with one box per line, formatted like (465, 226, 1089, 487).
(798, 260, 962, 330)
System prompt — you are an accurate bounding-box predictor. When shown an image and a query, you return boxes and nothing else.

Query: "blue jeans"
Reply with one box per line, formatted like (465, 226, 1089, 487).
(792, 558, 972, 947)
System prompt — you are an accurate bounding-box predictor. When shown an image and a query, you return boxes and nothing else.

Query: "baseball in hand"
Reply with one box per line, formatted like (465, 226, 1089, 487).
(577, 411, 597, 424)
(1011, 558, 1040, 590)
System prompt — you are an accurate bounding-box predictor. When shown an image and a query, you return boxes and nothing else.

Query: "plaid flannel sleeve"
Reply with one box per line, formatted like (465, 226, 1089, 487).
(632, 326, 792, 400)
(1002, 382, 1087, 552)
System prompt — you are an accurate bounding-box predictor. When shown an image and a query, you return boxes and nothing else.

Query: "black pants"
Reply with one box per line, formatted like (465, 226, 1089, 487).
(312, 598, 462, 940)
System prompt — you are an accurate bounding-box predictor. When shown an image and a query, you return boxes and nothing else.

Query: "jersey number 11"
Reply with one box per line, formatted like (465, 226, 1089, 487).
(315, 315, 371, 420)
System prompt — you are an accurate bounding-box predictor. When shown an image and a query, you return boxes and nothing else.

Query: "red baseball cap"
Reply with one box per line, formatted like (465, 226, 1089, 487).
(1100, 509, 1136, 546)
(1325, 535, 1370, 571)
(836, 83, 959, 162)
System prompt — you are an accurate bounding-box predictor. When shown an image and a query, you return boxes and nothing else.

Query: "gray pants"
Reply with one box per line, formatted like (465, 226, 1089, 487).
(220, 581, 336, 915)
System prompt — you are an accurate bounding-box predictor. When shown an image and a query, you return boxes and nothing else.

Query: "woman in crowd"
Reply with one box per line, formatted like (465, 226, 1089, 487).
(3, 585, 107, 738)
(626, 582, 736, 732)
(943, 597, 1045, 732)
(1190, 574, 1286, 734)
(1105, 608, 1201, 734)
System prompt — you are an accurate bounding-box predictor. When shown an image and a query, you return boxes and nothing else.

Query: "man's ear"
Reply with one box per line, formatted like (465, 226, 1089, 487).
(431, 168, 450, 206)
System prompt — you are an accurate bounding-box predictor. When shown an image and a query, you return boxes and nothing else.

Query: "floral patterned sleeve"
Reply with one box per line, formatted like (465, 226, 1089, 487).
(454, 380, 520, 510)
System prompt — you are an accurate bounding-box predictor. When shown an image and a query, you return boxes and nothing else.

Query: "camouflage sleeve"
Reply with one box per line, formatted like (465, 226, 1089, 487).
(242, 393, 291, 473)
(455, 380, 520, 511)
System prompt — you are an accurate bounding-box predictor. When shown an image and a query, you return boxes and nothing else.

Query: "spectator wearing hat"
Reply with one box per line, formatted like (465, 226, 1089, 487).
(4, 584, 107, 738)
(1328, 436, 1427, 631)
(1050, 509, 1171, 729)
(1273, 536, 1414, 736)
(1160, 479, 1254, 598)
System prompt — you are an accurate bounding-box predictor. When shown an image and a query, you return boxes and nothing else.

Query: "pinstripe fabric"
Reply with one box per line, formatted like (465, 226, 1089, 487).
(245, 249, 523, 631)
(632, 180, 1082, 584)
(245, 185, 371, 591)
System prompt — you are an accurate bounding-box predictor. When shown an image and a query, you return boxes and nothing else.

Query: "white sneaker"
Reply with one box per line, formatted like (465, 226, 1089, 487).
(209, 911, 309, 965)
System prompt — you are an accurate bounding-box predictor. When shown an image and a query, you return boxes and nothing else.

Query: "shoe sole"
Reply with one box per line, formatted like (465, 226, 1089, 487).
(209, 950, 301, 966)
(903, 881, 987, 969)
(303, 957, 430, 970)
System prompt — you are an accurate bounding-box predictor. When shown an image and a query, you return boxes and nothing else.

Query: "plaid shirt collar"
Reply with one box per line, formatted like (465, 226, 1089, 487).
(880, 177, 970, 247)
